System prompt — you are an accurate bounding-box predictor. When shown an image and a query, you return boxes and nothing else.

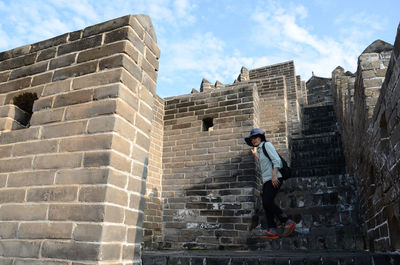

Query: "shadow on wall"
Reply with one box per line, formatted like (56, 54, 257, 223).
(160, 152, 261, 250)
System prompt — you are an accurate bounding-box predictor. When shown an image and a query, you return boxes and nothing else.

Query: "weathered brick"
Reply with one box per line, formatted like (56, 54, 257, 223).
(72, 68, 123, 90)
(131, 145, 148, 164)
(42, 79, 71, 96)
(135, 112, 152, 135)
(27, 186, 78, 202)
(36, 47, 57, 62)
(73, 223, 102, 242)
(127, 175, 145, 193)
(30, 34, 68, 52)
(135, 15, 156, 42)
(53, 89, 93, 108)
(78, 185, 107, 202)
(0, 174, 6, 187)
(0, 222, 18, 238)
(120, 67, 140, 93)
(99, 244, 121, 260)
(114, 116, 137, 141)
(0, 76, 31, 93)
(0, 204, 47, 220)
(32, 96, 54, 112)
(87, 115, 116, 134)
(13, 139, 58, 156)
(55, 168, 109, 185)
(116, 99, 136, 124)
(108, 168, 129, 189)
(41, 120, 87, 139)
(83, 15, 131, 38)
(104, 27, 145, 54)
(77, 41, 126, 63)
(0, 53, 36, 72)
(144, 32, 160, 60)
(0, 145, 12, 158)
(18, 222, 73, 239)
(0, 157, 33, 173)
(48, 204, 105, 222)
(59, 134, 113, 152)
(34, 153, 82, 169)
(58, 35, 102, 56)
(49, 53, 76, 70)
(112, 134, 131, 156)
(52, 61, 97, 82)
(14, 260, 69, 265)
(84, 151, 131, 172)
(104, 205, 125, 223)
(9, 61, 48, 80)
(0, 240, 41, 258)
(138, 101, 153, 122)
(129, 193, 146, 211)
(8, 170, 55, 187)
(30, 108, 64, 125)
(99, 54, 142, 82)
(41, 241, 100, 260)
(32, 72, 53, 86)
(124, 209, 143, 226)
(141, 57, 157, 82)
(0, 71, 10, 82)
(64, 99, 117, 120)
(0, 188, 26, 203)
(136, 131, 150, 150)
(69, 30, 82, 41)
(145, 47, 159, 71)
(101, 225, 126, 242)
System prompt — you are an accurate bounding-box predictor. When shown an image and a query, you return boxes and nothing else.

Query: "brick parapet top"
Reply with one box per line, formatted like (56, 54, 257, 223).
(0, 14, 158, 62)
(164, 82, 257, 102)
(249, 60, 294, 73)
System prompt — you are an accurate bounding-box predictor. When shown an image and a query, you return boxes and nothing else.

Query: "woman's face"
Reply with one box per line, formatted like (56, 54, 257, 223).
(250, 136, 262, 147)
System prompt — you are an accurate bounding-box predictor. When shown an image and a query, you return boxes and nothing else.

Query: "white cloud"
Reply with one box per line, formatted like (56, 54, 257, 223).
(248, 3, 371, 80)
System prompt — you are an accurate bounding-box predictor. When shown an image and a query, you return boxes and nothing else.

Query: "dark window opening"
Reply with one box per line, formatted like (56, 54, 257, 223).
(202, 117, 214, 131)
(12, 92, 38, 127)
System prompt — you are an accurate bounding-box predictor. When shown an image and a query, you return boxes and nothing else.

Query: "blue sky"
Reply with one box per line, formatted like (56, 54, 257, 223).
(0, 0, 399, 97)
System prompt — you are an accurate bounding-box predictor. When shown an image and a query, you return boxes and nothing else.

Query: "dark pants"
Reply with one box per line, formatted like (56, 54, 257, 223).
(262, 180, 287, 228)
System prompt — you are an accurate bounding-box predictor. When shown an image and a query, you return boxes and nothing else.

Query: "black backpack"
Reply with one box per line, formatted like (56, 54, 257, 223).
(261, 142, 292, 180)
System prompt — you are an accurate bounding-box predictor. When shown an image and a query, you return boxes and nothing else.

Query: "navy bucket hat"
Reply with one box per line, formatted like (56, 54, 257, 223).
(245, 128, 266, 146)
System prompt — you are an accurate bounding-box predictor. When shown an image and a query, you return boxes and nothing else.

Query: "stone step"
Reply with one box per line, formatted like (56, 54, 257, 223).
(291, 166, 346, 177)
(291, 156, 345, 168)
(280, 175, 356, 192)
(291, 135, 342, 150)
(248, 228, 364, 251)
(142, 250, 400, 265)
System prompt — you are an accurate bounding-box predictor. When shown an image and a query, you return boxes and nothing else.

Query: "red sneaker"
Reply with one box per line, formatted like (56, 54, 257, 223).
(281, 220, 296, 237)
(260, 231, 279, 239)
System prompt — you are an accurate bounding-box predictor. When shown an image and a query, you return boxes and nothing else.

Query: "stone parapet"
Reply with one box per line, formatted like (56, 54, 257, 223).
(161, 83, 260, 250)
(0, 14, 159, 264)
(332, 29, 400, 252)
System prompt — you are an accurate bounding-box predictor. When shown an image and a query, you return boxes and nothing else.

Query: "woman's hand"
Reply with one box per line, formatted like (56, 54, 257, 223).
(251, 147, 258, 158)
(271, 168, 280, 188)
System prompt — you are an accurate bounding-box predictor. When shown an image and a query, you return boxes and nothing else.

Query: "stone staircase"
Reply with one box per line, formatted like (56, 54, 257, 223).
(247, 104, 363, 252)
(142, 105, 400, 264)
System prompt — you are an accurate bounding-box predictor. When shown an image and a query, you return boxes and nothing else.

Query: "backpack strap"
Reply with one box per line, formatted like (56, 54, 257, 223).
(261, 141, 272, 162)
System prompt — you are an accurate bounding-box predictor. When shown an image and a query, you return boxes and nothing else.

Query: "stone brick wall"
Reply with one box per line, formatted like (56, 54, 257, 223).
(332, 27, 400, 252)
(161, 83, 260, 249)
(247, 76, 289, 158)
(0, 15, 159, 264)
(143, 94, 164, 250)
(306, 75, 333, 106)
(249, 61, 302, 137)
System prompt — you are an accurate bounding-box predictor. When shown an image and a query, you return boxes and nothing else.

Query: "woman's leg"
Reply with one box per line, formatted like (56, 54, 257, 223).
(262, 180, 287, 228)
